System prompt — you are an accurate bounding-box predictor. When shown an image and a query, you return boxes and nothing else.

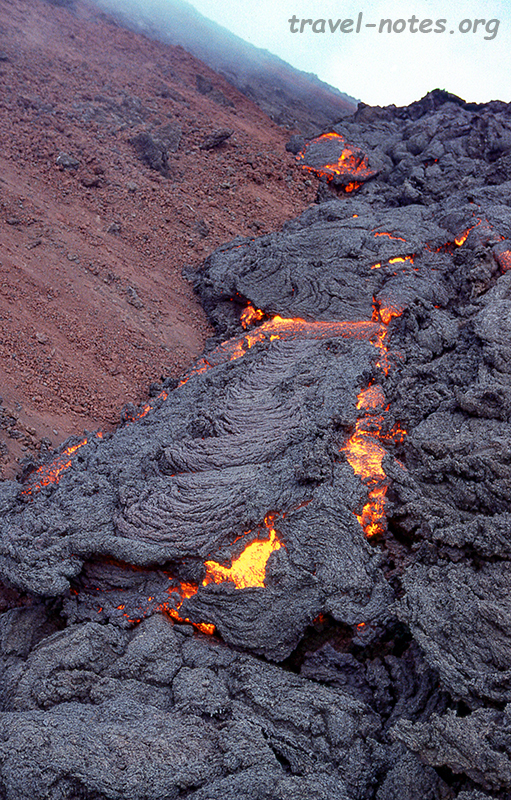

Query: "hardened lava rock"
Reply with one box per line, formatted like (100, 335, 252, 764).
(1, 89, 511, 797)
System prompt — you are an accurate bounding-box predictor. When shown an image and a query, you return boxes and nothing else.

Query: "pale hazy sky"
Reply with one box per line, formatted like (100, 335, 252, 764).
(185, 0, 510, 106)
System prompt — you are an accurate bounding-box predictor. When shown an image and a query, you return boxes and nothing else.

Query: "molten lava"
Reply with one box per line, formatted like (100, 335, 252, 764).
(203, 514, 282, 589)
(356, 384, 386, 410)
(378, 303, 406, 326)
(342, 419, 386, 483)
(371, 256, 415, 271)
(374, 232, 407, 242)
(158, 581, 215, 636)
(241, 303, 265, 329)
(180, 315, 386, 385)
(117, 512, 285, 633)
(345, 182, 362, 193)
(22, 436, 92, 496)
(389, 256, 414, 265)
(297, 132, 371, 190)
(357, 486, 388, 539)
(341, 297, 406, 537)
(433, 220, 483, 253)
(496, 249, 511, 272)
(22, 388, 170, 495)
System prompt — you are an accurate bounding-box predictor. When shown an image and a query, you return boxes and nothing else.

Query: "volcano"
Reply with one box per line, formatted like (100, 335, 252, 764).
(1, 5, 511, 798)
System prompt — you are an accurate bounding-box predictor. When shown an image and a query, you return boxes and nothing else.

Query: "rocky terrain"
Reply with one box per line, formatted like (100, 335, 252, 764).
(0, 86, 510, 799)
(0, 0, 319, 477)
(91, 0, 357, 136)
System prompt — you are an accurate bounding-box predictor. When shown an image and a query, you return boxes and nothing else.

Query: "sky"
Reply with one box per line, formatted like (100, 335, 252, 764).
(183, 0, 510, 106)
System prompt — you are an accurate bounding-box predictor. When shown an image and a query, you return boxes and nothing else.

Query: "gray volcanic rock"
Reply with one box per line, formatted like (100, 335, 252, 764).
(196, 202, 453, 330)
(2, 89, 511, 797)
(129, 131, 169, 175)
(392, 708, 511, 792)
(398, 561, 511, 705)
(0, 612, 382, 800)
(0, 333, 393, 660)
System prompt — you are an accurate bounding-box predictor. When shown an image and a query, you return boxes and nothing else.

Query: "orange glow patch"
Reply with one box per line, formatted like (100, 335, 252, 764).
(455, 230, 470, 247)
(496, 249, 511, 272)
(356, 384, 386, 410)
(379, 303, 405, 326)
(342, 422, 386, 483)
(203, 515, 283, 590)
(155, 580, 215, 635)
(180, 315, 386, 386)
(357, 486, 388, 538)
(341, 315, 407, 539)
(342, 379, 389, 538)
(21, 437, 88, 495)
(374, 232, 407, 242)
(297, 132, 370, 188)
(383, 422, 407, 444)
(389, 256, 414, 265)
(241, 303, 265, 329)
(22, 387, 171, 495)
(119, 513, 286, 633)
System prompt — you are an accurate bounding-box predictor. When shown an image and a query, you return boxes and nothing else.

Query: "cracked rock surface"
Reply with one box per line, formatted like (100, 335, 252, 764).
(1, 90, 511, 797)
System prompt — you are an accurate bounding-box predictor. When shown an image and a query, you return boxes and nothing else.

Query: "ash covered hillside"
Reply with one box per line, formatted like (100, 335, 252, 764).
(0, 0, 318, 478)
(1, 88, 511, 799)
(90, 0, 358, 136)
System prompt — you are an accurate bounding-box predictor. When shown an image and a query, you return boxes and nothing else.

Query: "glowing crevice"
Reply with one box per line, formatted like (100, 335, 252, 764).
(296, 131, 370, 191)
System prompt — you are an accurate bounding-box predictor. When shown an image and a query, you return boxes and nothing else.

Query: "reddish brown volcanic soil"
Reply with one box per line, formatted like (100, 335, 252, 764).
(0, 0, 317, 478)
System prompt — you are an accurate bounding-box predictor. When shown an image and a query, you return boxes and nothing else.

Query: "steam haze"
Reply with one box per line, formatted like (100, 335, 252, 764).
(93, 0, 511, 106)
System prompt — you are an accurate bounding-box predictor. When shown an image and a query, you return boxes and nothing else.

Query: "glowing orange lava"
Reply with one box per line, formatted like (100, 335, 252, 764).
(496, 249, 511, 272)
(21, 437, 89, 495)
(241, 303, 265, 329)
(389, 256, 414, 265)
(297, 132, 369, 189)
(433, 220, 483, 253)
(356, 384, 386, 410)
(342, 419, 386, 483)
(378, 303, 406, 326)
(203, 514, 282, 590)
(345, 182, 362, 193)
(374, 232, 407, 242)
(454, 228, 471, 246)
(341, 294, 406, 538)
(180, 314, 386, 385)
(371, 256, 415, 271)
(158, 581, 216, 636)
(22, 388, 169, 495)
(357, 486, 388, 538)
(118, 512, 285, 634)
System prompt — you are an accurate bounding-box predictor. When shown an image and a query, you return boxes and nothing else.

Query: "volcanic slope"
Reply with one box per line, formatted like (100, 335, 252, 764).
(91, 0, 358, 136)
(2, 89, 511, 799)
(0, 0, 317, 477)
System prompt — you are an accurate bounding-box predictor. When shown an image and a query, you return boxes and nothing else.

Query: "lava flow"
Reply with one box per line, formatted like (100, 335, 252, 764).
(340, 299, 407, 538)
(203, 513, 282, 589)
(180, 314, 385, 385)
(342, 381, 406, 538)
(21, 388, 169, 496)
(231, 300, 406, 540)
(120, 513, 285, 633)
(21, 435, 101, 496)
(297, 131, 373, 190)
(23, 297, 405, 563)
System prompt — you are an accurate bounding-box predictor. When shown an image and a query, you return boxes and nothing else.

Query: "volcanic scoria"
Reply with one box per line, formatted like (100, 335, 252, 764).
(1, 89, 511, 799)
